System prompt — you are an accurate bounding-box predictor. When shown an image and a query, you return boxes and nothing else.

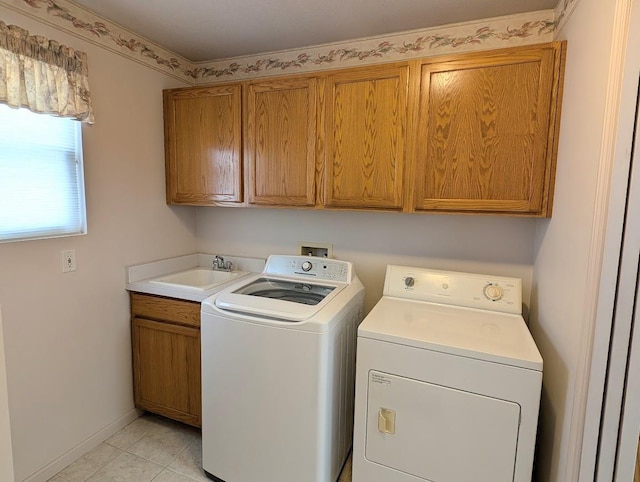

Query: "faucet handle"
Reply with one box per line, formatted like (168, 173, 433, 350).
(213, 255, 230, 271)
(213, 255, 223, 269)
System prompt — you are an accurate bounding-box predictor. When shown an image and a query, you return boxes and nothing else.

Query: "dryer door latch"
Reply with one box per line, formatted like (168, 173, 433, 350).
(378, 408, 396, 434)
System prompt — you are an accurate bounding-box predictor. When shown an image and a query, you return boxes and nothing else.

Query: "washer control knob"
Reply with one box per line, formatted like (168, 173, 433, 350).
(484, 284, 504, 301)
(301, 261, 313, 272)
(404, 277, 415, 288)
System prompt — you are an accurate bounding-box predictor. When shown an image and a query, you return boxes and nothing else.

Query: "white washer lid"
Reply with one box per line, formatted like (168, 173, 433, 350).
(358, 297, 543, 371)
(209, 274, 347, 322)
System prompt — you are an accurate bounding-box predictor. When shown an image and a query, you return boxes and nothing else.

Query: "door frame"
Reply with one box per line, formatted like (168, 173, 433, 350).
(580, 0, 640, 479)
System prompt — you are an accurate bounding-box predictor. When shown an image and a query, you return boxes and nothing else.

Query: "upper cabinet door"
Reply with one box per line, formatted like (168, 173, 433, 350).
(323, 65, 409, 210)
(411, 42, 566, 216)
(245, 77, 317, 206)
(164, 84, 242, 205)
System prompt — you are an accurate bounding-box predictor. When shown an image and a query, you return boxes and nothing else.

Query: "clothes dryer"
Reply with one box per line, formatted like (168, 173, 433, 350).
(352, 265, 543, 482)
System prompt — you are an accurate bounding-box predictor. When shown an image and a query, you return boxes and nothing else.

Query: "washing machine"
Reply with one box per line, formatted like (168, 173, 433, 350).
(352, 265, 543, 482)
(201, 255, 364, 482)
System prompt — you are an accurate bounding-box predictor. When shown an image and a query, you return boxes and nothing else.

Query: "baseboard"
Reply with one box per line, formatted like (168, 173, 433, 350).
(21, 408, 142, 482)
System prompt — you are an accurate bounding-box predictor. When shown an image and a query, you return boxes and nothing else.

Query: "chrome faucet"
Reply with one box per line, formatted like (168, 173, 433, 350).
(212, 255, 232, 272)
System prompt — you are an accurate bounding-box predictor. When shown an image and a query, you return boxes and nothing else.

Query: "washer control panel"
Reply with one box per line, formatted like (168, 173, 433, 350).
(384, 265, 522, 314)
(263, 255, 352, 283)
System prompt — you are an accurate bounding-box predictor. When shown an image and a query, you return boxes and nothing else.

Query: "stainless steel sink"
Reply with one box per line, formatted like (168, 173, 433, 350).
(149, 268, 247, 290)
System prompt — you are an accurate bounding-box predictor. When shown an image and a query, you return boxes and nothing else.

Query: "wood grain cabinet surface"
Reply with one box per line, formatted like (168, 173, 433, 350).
(162, 41, 565, 216)
(130, 293, 201, 428)
(410, 42, 566, 216)
(164, 84, 242, 206)
(245, 77, 317, 206)
(322, 64, 409, 210)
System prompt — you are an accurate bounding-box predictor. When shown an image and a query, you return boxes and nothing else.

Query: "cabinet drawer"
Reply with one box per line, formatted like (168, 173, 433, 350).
(130, 293, 200, 328)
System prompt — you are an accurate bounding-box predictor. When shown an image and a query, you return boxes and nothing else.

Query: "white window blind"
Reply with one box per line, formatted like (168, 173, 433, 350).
(0, 104, 86, 242)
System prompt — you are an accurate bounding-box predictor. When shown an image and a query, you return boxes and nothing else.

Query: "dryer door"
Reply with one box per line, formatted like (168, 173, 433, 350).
(365, 370, 520, 482)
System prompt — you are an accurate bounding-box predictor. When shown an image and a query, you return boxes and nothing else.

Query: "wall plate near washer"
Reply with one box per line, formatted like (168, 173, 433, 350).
(298, 241, 333, 258)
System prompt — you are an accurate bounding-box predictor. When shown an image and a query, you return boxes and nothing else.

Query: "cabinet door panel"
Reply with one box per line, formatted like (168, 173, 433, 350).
(246, 78, 317, 206)
(132, 317, 201, 427)
(413, 44, 563, 215)
(324, 66, 409, 209)
(164, 85, 242, 205)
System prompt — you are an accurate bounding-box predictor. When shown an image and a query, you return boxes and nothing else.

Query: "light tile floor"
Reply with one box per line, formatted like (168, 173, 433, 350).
(49, 413, 353, 482)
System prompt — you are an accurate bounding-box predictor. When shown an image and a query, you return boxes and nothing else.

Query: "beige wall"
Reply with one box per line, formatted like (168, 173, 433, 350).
(196, 208, 538, 315)
(0, 7, 196, 481)
(531, 0, 619, 480)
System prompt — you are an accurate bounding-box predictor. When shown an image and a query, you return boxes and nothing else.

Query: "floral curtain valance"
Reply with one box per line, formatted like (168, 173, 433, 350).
(0, 21, 94, 123)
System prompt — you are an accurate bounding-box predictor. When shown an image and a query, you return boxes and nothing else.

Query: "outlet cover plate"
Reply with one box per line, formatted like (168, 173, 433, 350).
(62, 249, 76, 272)
(298, 242, 333, 258)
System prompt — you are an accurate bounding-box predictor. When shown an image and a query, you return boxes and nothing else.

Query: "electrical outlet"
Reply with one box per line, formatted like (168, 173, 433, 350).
(62, 249, 76, 273)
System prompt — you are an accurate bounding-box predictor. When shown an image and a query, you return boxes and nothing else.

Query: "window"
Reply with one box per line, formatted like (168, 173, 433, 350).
(0, 104, 87, 242)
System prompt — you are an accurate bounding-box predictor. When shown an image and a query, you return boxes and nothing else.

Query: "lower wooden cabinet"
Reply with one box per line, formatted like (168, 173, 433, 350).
(130, 293, 201, 428)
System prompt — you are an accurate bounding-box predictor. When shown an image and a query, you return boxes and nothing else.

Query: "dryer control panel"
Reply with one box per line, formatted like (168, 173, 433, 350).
(383, 266, 522, 314)
(264, 255, 352, 283)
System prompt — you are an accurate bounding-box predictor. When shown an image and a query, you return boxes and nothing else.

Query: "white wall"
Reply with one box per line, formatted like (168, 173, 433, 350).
(197, 208, 537, 314)
(530, 0, 619, 480)
(0, 305, 15, 481)
(0, 7, 197, 481)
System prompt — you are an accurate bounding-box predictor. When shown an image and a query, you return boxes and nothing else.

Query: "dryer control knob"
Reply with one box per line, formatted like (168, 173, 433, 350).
(404, 277, 415, 288)
(301, 261, 313, 272)
(484, 284, 504, 301)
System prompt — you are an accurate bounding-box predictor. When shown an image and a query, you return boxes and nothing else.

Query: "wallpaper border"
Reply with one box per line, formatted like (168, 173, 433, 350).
(0, 0, 568, 84)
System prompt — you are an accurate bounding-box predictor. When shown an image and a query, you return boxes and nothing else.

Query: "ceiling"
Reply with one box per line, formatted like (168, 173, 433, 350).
(72, 0, 558, 62)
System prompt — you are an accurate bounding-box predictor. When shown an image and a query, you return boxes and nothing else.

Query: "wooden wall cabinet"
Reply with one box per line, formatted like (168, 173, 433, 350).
(322, 65, 409, 210)
(163, 41, 565, 216)
(130, 293, 201, 428)
(245, 77, 317, 206)
(410, 42, 566, 216)
(164, 84, 243, 205)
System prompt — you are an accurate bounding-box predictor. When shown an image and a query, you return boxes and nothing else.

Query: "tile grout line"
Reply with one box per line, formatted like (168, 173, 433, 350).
(53, 443, 126, 482)
(165, 439, 197, 471)
(84, 445, 125, 482)
(150, 467, 202, 482)
(118, 425, 199, 475)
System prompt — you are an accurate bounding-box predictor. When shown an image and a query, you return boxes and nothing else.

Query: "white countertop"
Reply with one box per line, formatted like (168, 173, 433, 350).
(126, 253, 266, 302)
